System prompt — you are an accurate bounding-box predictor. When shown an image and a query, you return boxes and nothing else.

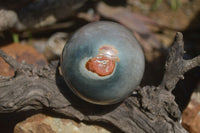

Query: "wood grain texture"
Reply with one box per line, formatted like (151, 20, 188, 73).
(0, 32, 199, 133)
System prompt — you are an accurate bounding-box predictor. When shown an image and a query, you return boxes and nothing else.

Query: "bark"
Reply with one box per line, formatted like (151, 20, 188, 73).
(0, 32, 199, 133)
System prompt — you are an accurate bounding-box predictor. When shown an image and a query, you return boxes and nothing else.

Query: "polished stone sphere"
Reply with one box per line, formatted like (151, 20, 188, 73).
(61, 21, 145, 105)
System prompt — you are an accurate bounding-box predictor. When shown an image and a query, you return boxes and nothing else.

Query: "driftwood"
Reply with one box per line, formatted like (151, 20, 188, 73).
(0, 32, 200, 133)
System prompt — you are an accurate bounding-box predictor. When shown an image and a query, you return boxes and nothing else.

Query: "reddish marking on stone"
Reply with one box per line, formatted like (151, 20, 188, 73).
(85, 45, 119, 76)
(86, 55, 115, 76)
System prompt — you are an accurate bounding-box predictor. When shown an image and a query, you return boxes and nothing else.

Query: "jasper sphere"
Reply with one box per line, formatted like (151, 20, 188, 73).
(61, 21, 145, 105)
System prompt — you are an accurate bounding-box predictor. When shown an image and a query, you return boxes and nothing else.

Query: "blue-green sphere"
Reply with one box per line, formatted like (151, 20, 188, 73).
(61, 21, 145, 105)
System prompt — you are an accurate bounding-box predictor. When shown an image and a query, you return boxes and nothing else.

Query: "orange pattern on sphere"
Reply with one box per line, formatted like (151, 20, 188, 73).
(86, 45, 119, 76)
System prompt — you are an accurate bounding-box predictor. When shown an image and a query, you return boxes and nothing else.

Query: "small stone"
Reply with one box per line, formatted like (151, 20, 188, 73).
(14, 113, 111, 133)
(0, 43, 48, 76)
(44, 32, 68, 60)
(182, 100, 200, 133)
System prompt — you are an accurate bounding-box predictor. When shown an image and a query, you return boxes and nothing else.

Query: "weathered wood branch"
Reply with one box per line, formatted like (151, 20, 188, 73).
(160, 32, 200, 92)
(0, 32, 199, 133)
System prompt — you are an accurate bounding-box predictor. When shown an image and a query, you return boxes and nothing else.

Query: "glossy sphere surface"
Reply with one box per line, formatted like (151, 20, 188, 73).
(61, 21, 145, 105)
